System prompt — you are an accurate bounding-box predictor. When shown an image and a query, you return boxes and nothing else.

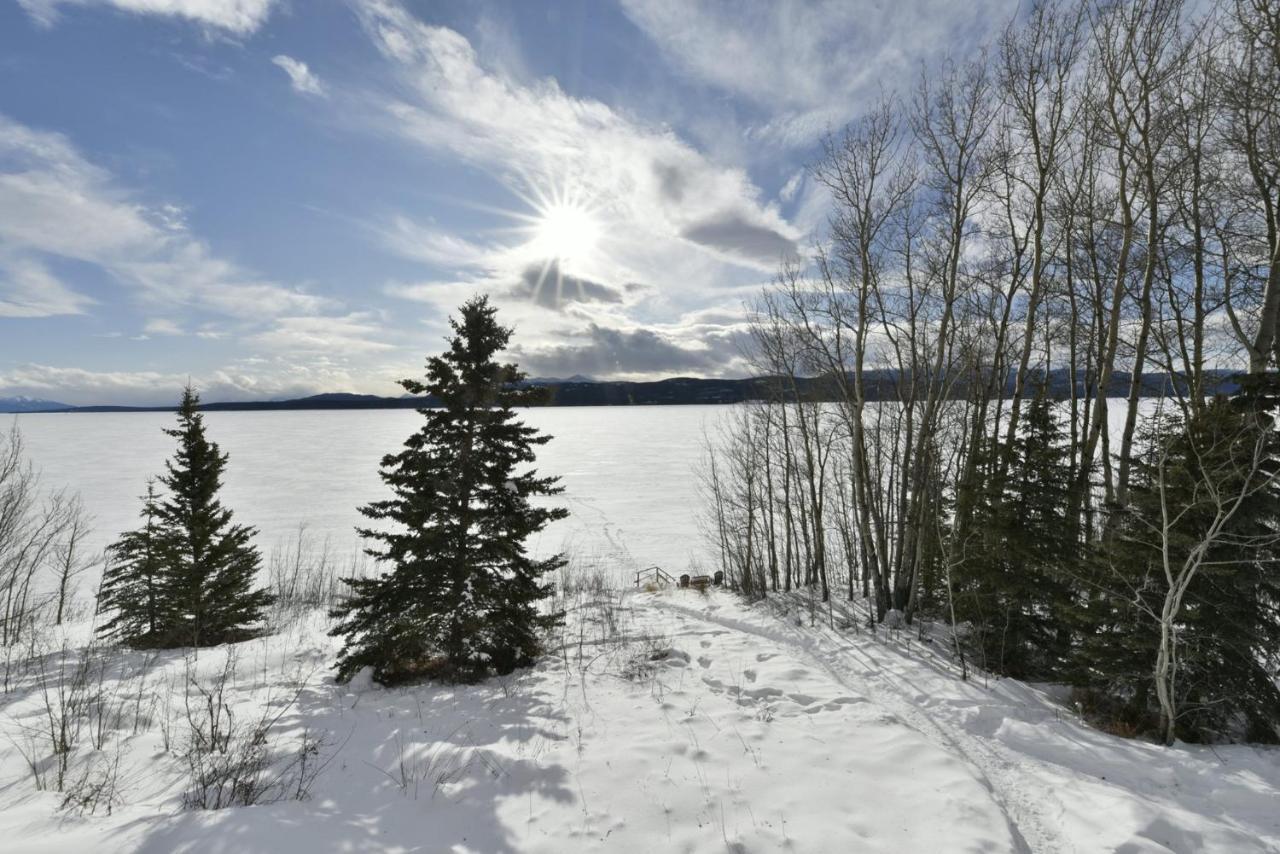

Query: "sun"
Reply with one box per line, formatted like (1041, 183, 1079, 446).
(533, 201, 602, 264)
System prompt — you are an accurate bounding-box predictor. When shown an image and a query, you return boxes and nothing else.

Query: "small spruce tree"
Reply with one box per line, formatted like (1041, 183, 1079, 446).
(96, 387, 272, 648)
(97, 479, 171, 645)
(330, 296, 567, 684)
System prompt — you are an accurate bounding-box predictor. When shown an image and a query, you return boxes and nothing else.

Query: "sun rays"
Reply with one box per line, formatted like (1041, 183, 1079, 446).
(532, 201, 601, 264)
(503, 179, 609, 310)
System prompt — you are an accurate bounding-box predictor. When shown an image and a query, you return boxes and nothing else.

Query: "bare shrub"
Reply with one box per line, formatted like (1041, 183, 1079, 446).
(179, 649, 329, 809)
(0, 425, 96, 659)
(268, 526, 367, 627)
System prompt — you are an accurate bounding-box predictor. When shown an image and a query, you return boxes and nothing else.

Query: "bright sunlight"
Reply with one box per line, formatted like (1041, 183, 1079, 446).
(532, 201, 602, 263)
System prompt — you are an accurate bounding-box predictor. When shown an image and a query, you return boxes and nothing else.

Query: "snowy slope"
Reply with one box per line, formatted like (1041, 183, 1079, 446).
(2, 589, 1278, 853)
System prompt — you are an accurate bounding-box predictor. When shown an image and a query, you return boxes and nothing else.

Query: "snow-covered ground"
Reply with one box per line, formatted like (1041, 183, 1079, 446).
(13, 407, 719, 582)
(2, 588, 1278, 853)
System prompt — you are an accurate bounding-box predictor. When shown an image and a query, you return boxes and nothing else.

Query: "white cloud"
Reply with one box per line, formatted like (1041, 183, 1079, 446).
(0, 113, 405, 401)
(271, 55, 327, 97)
(251, 313, 398, 354)
(349, 1, 808, 378)
(18, 0, 278, 34)
(142, 317, 183, 336)
(512, 322, 748, 380)
(0, 358, 404, 408)
(0, 253, 94, 318)
(619, 0, 1011, 148)
(377, 216, 497, 268)
(0, 113, 337, 321)
(355, 1, 800, 278)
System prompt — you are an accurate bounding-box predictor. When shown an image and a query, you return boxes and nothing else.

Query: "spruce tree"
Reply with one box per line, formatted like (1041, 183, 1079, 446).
(96, 387, 272, 648)
(97, 479, 171, 645)
(1079, 381, 1280, 742)
(330, 296, 567, 684)
(953, 389, 1078, 679)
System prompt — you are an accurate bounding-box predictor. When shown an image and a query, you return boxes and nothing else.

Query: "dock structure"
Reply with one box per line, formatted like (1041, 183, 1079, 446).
(634, 565, 674, 588)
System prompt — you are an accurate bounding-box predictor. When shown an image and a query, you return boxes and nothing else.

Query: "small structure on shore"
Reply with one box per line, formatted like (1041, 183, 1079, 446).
(678, 572, 725, 591)
(635, 565, 726, 590)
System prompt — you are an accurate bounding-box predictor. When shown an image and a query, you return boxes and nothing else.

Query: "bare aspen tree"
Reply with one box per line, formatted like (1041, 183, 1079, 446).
(52, 497, 93, 626)
(994, 1, 1085, 471)
(0, 425, 94, 646)
(1219, 0, 1280, 371)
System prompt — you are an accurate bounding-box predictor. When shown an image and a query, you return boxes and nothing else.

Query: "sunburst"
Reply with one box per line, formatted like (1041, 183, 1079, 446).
(502, 179, 608, 309)
(532, 201, 602, 264)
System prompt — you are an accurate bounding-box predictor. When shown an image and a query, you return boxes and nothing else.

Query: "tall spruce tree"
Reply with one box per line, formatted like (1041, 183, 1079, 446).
(330, 296, 567, 684)
(1078, 380, 1280, 742)
(953, 389, 1079, 679)
(96, 387, 272, 648)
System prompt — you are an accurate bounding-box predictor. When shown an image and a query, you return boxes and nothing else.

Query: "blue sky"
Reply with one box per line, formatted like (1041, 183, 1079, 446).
(0, 0, 1007, 406)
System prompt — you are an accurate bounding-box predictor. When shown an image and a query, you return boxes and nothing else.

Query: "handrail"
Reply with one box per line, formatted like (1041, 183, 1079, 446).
(634, 565, 674, 587)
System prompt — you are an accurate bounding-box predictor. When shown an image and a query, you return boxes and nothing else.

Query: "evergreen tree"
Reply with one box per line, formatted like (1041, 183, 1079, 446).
(96, 387, 272, 648)
(97, 479, 170, 645)
(953, 389, 1079, 679)
(330, 296, 567, 684)
(1078, 381, 1280, 742)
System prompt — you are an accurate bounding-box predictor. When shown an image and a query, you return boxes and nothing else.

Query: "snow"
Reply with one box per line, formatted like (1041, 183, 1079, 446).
(4, 588, 1278, 853)
(12, 407, 719, 584)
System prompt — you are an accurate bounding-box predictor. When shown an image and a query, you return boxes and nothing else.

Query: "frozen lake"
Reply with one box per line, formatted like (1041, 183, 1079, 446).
(12, 406, 728, 583)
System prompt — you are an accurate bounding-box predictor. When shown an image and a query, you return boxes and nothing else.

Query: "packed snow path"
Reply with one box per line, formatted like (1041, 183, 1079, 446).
(2, 589, 1279, 852)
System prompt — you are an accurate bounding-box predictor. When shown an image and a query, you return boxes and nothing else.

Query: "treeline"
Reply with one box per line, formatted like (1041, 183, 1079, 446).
(42, 369, 1245, 415)
(703, 0, 1280, 745)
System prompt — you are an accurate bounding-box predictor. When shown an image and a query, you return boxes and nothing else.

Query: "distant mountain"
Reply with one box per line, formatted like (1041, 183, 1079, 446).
(523, 374, 595, 385)
(35, 369, 1246, 414)
(0, 396, 74, 413)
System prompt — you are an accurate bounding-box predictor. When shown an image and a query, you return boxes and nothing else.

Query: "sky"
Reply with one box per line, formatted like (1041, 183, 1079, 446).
(0, 0, 1009, 406)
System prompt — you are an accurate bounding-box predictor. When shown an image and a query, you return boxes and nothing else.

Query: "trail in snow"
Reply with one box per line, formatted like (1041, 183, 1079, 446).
(651, 596, 1059, 853)
(650, 592, 1280, 854)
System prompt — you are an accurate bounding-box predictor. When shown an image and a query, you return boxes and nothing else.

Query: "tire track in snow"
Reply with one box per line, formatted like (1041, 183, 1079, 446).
(648, 595, 1070, 854)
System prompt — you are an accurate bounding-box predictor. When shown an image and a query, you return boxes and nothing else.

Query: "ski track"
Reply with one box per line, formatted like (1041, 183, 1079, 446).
(649, 595, 1069, 854)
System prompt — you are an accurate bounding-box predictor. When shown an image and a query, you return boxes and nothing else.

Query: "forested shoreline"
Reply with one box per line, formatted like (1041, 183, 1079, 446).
(703, 0, 1280, 745)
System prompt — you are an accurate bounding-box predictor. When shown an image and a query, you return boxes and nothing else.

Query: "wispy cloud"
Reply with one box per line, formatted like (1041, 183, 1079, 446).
(349, 0, 804, 378)
(0, 113, 335, 321)
(0, 252, 94, 318)
(18, 0, 279, 34)
(251, 313, 397, 354)
(355, 1, 800, 277)
(271, 55, 327, 97)
(619, 0, 1009, 148)
(376, 216, 497, 269)
(142, 317, 183, 336)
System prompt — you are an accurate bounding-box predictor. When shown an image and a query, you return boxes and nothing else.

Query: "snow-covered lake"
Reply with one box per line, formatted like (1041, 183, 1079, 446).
(12, 406, 725, 581)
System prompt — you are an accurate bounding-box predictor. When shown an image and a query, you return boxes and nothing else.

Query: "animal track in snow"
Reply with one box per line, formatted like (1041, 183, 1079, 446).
(698, 672, 853, 717)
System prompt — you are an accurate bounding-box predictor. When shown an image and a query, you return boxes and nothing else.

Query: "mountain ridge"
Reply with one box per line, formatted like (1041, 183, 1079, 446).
(3, 369, 1244, 413)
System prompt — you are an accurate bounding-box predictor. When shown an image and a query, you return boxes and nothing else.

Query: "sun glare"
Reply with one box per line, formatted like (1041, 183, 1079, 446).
(533, 201, 601, 264)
